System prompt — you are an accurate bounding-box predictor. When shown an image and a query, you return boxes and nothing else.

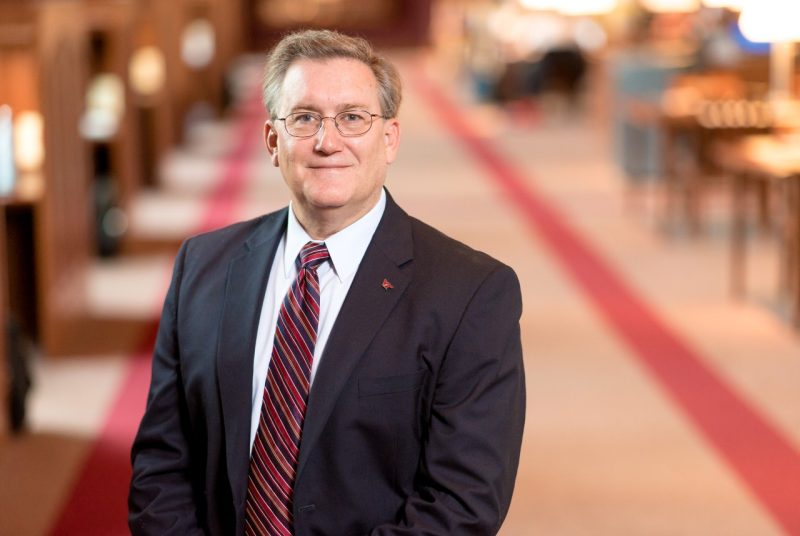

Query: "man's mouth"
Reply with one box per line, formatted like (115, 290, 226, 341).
(309, 164, 351, 169)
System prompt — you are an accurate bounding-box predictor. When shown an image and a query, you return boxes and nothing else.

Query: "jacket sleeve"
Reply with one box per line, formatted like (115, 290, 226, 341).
(371, 264, 526, 535)
(129, 242, 205, 535)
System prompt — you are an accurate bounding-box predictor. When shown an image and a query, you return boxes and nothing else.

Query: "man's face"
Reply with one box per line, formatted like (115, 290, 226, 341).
(265, 57, 400, 234)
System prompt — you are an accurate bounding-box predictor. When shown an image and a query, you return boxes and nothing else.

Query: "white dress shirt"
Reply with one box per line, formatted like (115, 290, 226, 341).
(249, 190, 386, 450)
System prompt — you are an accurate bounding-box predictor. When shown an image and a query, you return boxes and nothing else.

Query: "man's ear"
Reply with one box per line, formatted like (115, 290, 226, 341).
(383, 118, 401, 164)
(264, 121, 280, 167)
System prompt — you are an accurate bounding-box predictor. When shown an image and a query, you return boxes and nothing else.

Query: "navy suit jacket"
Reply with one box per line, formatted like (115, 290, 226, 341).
(129, 192, 525, 535)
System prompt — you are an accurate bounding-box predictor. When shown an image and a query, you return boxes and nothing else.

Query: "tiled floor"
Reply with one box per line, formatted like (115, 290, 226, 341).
(1, 51, 799, 535)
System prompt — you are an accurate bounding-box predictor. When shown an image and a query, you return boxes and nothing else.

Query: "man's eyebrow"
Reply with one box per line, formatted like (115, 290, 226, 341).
(288, 102, 370, 113)
(289, 104, 322, 113)
(336, 103, 370, 112)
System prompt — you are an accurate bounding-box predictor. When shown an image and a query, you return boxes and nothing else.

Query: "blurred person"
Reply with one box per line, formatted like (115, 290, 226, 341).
(129, 29, 525, 535)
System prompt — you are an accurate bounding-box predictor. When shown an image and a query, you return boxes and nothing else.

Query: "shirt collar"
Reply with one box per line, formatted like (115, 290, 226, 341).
(283, 189, 386, 281)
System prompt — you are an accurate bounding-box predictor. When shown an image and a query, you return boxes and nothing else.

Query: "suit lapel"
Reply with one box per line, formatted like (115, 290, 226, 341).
(216, 210, 287, 509)
(297, 195, 414, 479)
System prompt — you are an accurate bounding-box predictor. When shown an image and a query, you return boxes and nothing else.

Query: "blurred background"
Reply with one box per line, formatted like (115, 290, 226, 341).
(2, 0, 800, 534)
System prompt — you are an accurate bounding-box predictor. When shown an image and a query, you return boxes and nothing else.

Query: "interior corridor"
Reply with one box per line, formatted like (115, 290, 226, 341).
(2, 49, 800, 535)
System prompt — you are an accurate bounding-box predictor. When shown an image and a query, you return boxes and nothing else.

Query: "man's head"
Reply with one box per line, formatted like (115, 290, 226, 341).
(262, 30, 402, 239)
(262, 30, 402, 122)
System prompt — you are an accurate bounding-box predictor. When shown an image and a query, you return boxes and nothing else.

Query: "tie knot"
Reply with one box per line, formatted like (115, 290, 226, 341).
(298, 241, 330, 271)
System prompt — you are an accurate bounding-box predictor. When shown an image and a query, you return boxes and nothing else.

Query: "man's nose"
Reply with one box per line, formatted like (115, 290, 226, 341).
(314, 117, 343, 153)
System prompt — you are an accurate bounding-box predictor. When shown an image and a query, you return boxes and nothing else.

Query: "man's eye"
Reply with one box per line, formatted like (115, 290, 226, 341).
(293, 113, 316, 123)
(340, 112, 364, 123)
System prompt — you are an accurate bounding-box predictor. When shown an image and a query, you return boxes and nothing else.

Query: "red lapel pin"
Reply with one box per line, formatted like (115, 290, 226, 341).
(381, 278, 394, 291)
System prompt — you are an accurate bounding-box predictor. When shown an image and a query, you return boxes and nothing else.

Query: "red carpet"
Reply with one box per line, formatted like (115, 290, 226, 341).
(411, 68, 800, 536)
(48, 91, 265, 535)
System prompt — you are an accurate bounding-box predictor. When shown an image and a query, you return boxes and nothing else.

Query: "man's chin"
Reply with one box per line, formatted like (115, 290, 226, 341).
(301, 195, 350, 214)
(301, 183, 357, 207)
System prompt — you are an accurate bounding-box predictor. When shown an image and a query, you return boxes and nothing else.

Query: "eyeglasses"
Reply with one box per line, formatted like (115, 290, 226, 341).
(276, 110, 385, 138)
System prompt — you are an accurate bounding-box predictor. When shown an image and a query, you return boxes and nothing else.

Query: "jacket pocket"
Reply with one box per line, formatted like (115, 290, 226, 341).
(357, 369, 427, 397)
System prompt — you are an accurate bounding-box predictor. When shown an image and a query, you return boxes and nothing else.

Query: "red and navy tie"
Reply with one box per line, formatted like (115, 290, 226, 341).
(246, 241, 330, 535)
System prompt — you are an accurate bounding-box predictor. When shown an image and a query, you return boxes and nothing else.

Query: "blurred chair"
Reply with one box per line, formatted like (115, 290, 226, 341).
(609, 50, 693, 181)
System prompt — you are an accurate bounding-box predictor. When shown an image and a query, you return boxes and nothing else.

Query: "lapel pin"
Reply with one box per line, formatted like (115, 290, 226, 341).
(381, 278, 394, 291)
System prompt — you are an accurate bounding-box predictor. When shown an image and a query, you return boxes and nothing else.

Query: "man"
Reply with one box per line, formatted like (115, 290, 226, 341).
(129, 29, 525, 535)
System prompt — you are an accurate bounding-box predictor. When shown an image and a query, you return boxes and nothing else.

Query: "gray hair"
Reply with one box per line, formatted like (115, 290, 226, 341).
(262, 29, 402, 120)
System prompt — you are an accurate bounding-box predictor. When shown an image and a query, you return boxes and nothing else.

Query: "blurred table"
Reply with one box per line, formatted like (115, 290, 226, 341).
(714, 133, 800, 326)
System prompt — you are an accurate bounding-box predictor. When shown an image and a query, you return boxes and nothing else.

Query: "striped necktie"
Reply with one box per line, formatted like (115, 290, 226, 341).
(246, 241, 330, 535)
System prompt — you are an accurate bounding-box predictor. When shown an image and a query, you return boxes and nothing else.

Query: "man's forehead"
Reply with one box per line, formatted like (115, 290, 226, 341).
(279, 58, 379, 107)
(283, 57, 375, 83)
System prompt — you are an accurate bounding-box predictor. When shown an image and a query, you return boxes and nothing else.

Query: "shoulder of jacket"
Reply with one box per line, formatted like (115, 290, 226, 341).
(408, 216, 508, 275)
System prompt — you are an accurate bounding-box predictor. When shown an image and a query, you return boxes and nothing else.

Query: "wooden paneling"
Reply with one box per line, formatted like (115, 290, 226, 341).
(247, 0, 432, 49)
(0, 0, 91, 356)
(36, 1, 92, 353)
(0, 51, 37, 111)
(0, 0, 247, 357)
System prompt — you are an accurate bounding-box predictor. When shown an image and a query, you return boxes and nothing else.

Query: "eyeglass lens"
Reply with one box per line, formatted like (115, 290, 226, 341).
(284, 111, 374, 137)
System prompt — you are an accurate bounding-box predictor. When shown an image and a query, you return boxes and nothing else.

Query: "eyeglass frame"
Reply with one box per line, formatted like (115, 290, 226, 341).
(275, 109, 386, 138)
